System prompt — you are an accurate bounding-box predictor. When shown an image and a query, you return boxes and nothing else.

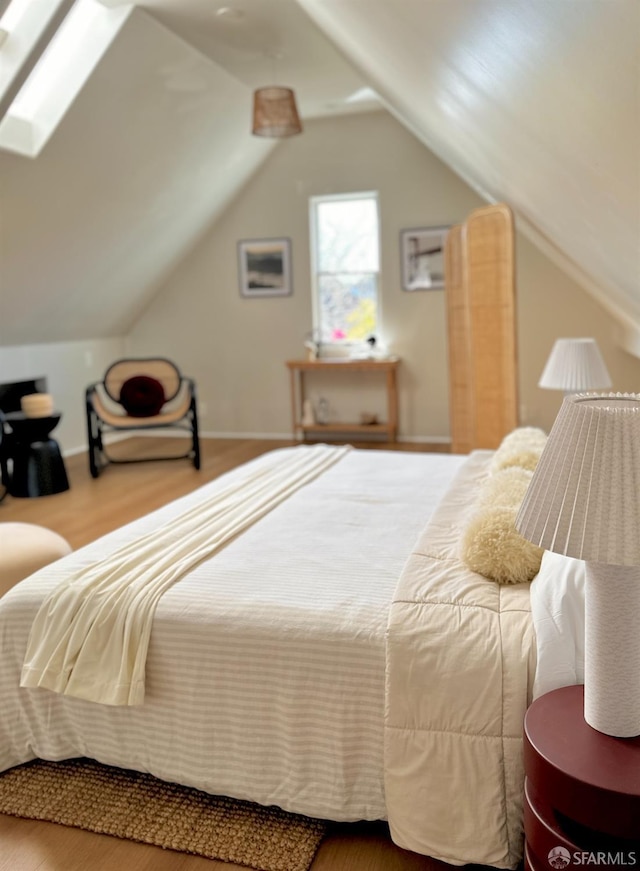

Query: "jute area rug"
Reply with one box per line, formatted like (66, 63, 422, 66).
(0, 758, 326, 871)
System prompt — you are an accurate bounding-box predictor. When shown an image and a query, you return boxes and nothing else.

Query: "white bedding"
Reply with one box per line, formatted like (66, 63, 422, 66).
(0, 446, 466, 823)
(530, 550, 586, 699)
(21, 444, 350, 706)
(385, 451, 536, 869)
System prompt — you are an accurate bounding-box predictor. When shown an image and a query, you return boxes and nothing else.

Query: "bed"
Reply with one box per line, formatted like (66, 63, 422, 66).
(0, 442, 537, 869)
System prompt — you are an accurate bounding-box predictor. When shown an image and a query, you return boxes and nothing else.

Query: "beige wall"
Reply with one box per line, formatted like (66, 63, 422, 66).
(127, 109, 640, 441)
(517, 234, 640, 431)
(127, 110, 480, 441)
(0, 337, 126, 453)
(3, 114, 638, 457)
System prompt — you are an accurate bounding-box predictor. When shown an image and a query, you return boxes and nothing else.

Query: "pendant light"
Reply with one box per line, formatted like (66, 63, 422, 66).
(251, 53, 302, 138)
(252, 86, 302, 137)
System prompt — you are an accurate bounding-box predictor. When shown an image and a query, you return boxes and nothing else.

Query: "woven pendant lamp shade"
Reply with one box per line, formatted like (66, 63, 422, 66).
(538, 337, 611, 392)
(252, 87, 302, 138)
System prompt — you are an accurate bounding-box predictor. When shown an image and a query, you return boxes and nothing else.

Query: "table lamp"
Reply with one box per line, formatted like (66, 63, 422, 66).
(515, 393, 640, 737)
(538, 338, 612, 394)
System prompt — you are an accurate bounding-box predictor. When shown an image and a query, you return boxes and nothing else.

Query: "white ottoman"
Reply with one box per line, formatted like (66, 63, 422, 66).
(0, 522, 72, 596)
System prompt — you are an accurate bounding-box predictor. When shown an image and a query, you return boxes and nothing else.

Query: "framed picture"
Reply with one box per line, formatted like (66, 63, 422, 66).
(400, 225, 449, 291)
(238, 237, 292, 298)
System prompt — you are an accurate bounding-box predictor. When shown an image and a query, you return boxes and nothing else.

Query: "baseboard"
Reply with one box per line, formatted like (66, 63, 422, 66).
(397, 435, 451, 445)
(63, 432, 130, 457)
(63, 430, 452, 457)
(199, 431, 295, 440)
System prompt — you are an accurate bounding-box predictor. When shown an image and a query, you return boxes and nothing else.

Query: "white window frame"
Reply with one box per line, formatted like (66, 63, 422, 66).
(309, 191, 381, 348)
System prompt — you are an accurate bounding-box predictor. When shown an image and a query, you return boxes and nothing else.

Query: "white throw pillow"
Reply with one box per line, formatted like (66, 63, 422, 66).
(530, 550, 586, 699)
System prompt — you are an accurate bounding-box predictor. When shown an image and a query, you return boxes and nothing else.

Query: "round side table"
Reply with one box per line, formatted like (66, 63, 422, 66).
(3, 411, 70, 498)
(523, 685, 640, 870)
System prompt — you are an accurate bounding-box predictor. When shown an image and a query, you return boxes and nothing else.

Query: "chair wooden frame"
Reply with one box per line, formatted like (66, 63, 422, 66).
(85, 358, 201, 478)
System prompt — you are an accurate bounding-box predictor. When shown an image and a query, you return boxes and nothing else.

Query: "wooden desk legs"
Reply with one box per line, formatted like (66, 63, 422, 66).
(289, 369, 302, 441)
(387, 368, 398, 442)
(285, 358, 400, 443)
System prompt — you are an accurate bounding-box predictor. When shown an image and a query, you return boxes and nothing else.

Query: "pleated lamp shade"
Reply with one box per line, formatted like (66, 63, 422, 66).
(538, 337, 611, 392)
(252, 87, 302, 138)
(516, 393, 640, 565)
(516, 392, 640, 737)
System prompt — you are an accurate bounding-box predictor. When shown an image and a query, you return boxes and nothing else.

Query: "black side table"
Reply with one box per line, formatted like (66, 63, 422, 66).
(2, 411, 70, 498)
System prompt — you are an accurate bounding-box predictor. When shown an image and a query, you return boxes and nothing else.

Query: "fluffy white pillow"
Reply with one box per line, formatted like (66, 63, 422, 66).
(461, 506, 544, 585)
(460, 464, 543, 585)
(489, 426, 547, 474)
(476, 466, 533, 510)
(497, 426, 548, 451)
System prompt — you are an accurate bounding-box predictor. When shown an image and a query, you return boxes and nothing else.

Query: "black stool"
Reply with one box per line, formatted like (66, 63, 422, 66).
(3, 412, 70, 498)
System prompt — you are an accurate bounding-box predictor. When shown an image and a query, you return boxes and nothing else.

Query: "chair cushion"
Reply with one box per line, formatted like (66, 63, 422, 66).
(119, 376, 166, 417)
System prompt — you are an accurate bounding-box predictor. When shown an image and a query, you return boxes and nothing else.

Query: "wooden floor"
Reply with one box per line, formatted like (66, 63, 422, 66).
(0, 436, 464, 871)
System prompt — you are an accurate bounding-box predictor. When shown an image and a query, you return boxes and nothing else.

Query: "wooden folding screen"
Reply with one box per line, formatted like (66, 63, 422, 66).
(445, 203, 518, 453)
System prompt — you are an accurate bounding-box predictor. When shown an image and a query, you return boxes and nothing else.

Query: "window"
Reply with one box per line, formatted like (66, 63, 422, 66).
(0, 0, 131, 158)
(310, 192, 380, 345)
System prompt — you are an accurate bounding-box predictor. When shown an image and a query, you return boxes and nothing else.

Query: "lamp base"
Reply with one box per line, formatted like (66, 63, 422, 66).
(584, 562, 640, 737)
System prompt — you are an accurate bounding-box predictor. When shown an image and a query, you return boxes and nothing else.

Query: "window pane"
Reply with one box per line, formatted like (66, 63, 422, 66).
(317, 273, 378, 342)
(316, 198, 379, 273)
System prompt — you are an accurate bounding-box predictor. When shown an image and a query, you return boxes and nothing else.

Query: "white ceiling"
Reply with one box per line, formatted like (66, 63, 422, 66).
(0, 0, 638, 352)
(118, 0, 382, 118)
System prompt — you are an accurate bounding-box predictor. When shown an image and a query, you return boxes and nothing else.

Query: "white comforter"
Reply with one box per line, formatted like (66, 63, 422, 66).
(0, 446, 466, 823)
(21, 445, 350, 706)
(385, 451, 536, 869)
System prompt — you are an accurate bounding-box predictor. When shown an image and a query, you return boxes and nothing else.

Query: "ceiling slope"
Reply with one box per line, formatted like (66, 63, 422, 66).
(297, 0, 640, 354)
(0, 7, 277, 346)
(135, 0, 380, 120)
(1, 0, 638, 353)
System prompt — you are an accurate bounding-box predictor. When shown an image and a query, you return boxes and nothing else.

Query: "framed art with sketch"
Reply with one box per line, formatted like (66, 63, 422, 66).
(238, 237, 292, 298)
(400, 225, 449, 291)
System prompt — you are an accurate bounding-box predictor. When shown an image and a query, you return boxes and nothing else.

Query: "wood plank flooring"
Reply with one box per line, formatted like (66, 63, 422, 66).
(0, 436, 459, 871)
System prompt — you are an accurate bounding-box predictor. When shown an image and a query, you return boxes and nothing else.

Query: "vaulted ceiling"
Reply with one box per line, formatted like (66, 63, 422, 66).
(1, 0, 638, 353)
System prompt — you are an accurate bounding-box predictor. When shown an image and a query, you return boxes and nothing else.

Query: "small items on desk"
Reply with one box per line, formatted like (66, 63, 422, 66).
(301, 400, 315, 426)
(315, 398, 329, 425)
(303, 329, 321, 361)
(285, 357, 400, 442)
(359, 412, 379, 426)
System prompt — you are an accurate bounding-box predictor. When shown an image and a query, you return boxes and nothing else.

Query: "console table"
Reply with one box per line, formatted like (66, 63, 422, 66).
(523, 685, 640, 869)
(285, 358, 400, 442)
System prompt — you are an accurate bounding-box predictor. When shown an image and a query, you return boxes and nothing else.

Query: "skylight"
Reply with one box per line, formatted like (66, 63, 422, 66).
(0, 0, 71, 104)
(344, 86, 380, 104)
(0, 0, 131, 157)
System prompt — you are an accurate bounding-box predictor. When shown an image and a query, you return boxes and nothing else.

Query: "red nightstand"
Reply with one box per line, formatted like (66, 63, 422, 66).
(523, 685, 640, 870)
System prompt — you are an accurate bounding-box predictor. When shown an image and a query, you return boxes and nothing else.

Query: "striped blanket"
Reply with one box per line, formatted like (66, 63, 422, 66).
(21, 445, 350, 705)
